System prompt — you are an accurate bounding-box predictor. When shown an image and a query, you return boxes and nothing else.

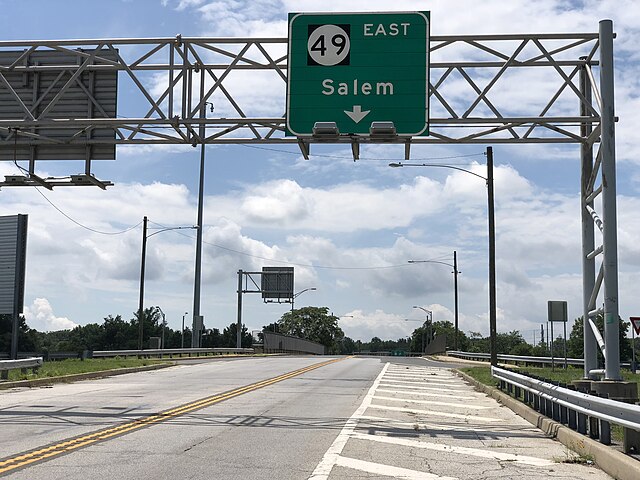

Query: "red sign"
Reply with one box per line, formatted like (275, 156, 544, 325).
(631, 317, 640, 336)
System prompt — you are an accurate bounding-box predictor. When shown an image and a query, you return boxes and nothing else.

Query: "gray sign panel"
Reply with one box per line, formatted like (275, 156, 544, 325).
(547, 300, 568, 323)
(261, 267, 294, 300)
(0, 49, 117, 161)
(0, 215, 28, 314)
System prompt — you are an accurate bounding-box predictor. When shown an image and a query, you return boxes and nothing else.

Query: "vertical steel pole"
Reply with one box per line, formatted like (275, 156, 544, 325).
(10, 313, 19, 360)
(192, 70, 206, 348)
(551, 320, 555, 371)
(453, 250, 459, 350)
(487, 146, 498, 366)
(599, 19, 621, 380)
(181, 313, 186, 349)
(236, 270, 243, 348)
(580, 56, 598, 379)
(138, 216, 148, 350)
(10, 215, 26, 360)
(632, 325, 636, 374)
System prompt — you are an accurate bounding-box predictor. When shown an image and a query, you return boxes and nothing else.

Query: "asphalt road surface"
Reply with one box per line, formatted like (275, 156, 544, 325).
(0, 355, 614, 479)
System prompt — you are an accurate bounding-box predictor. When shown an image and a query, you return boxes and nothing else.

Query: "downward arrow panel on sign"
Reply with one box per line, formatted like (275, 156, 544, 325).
(344, 105, 371, 123)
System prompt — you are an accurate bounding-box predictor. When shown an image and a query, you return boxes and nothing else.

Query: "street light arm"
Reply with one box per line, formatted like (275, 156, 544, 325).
(293, 287, 317, 299)
(389, 162, 488, 182)
(413, 305, 432, 317)
(147, 225, 198, 238)
(408, 259, 454, 268)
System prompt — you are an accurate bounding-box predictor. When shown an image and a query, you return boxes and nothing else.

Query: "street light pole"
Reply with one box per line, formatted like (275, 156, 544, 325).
(138, 218, 197, 351)
(192, 76, 213, 347)
(453, 250, 459, 350)
(138, 216, 148, 350)
(413, 306, 432, 353)
(390, 147, 497, 365)
(181, 311, 188, 349)
(487, 146, 498, 366)
(156, 306, 166, 349)
(408, 251, 460, 350)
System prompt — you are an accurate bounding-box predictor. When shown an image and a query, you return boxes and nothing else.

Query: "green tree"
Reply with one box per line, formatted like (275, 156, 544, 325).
(567, 315, 631, 362)
(339, 336, 357, 354)
(131, 306, 164, 348)
(0, 314, 39, 353)
(278, 307, 344, 354)
(495, 330, 526, 354)
(409, 328, 426, 353)
(431, 320, 469, 351)
(467, 331, 488, 353)
(102, 315, 136, 350)
(221, 323, 252, 348)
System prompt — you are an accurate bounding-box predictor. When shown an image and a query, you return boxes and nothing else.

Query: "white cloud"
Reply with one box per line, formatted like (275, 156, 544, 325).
(24, 298, 78, 332)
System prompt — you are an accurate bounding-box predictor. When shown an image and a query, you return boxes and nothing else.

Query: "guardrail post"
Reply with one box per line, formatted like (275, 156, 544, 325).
(600, 419, 611, 445)
(589, 416, 599, 439)
(624, 427, 640, 453)
(560, 404, 568, 424)
(577, 412, 587, 434)
(568, 408, 577, 430)
(552, 400, 560, 422)
(533, 393, 540, 411)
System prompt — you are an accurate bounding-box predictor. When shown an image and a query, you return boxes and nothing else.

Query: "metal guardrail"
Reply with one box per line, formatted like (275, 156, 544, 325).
(0, 357, 43, 380)
(448, 351, 584, 366)
(92, 347, 254, 358)
(491, 365, 640, 452)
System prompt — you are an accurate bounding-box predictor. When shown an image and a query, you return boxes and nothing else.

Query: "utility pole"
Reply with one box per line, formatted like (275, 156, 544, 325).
(487, 146, 497, 366)
(138, 215, 148, 350)
(453, 250, 459, 350)
(192, 70, 208, 348)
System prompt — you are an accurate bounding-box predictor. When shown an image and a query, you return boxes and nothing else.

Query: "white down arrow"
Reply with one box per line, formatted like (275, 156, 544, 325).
(344, 105, 371, 123)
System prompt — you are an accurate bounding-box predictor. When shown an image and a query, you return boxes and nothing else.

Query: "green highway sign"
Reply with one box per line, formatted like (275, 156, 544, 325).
(286, 11, 429, 137)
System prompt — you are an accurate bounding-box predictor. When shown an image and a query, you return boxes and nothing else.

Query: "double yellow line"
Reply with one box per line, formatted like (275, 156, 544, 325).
(0, 357, 347, 475)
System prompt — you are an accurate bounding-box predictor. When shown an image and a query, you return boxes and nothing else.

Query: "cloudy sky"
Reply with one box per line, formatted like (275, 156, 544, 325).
(1, 0, 639, 344)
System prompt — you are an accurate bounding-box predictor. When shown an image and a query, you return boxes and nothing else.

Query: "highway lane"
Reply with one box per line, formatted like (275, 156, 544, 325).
(0, 356, 380, 479)
(0, 356, 615, 479)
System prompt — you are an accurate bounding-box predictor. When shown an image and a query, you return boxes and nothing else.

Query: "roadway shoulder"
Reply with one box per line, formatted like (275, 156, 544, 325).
(457, 369, 640, 480)
(0, 362, 174, 390)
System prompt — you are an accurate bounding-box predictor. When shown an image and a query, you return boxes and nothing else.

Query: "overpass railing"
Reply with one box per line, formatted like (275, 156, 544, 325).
(448, 351, 584, 367)
(492, 366, 640, 453)
(0, 357, 43, 380)
(92, 348, 254, 358)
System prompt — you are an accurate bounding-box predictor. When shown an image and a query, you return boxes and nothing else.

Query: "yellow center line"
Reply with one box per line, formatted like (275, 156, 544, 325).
(0, 357, 348, 475)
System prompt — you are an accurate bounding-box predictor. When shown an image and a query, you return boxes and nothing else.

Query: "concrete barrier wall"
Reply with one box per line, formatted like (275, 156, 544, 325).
(263, 331, 325, 355)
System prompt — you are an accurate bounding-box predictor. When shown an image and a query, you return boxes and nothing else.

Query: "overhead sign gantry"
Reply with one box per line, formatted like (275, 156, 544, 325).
(0, 18, 623, 381)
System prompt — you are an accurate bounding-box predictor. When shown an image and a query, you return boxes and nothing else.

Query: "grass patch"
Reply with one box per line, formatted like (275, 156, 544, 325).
(459, 366, 494, 386)
(2, 358, 168, 382)
(460, 364, 640, 391)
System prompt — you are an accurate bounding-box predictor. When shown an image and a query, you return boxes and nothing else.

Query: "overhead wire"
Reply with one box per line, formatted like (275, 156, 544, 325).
(150, 220, 415, 271)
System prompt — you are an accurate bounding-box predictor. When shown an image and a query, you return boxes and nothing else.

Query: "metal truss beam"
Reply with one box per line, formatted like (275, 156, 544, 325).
(0, 32, 602, 151)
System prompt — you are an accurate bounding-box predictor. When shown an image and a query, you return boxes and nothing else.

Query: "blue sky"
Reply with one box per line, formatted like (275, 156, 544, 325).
(1, 0, 639, 344)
